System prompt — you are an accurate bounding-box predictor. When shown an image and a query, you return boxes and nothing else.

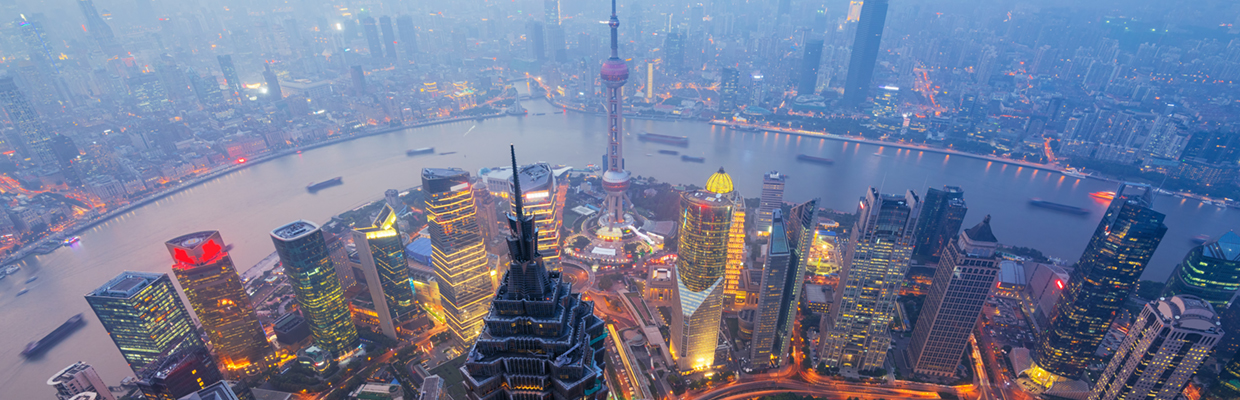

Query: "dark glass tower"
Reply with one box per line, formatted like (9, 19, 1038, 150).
(1032, 184, 1167, 381)
(395, 15, 419, 57)
(77, 0, 125, 57)
(379, 16, 398, 59)
(167, 231, 273, 376)
(749, 200, 817, 370)
(353, 204, 418, 339)
(912, 186, 967, 261)
(262, 64, 281, 100)
(798, 37, 825, 95)
(86, 272, 204, 372)
(0, 77, 55, 167)
(1161, 231, 1240, 309)
(361, 16, 383, 59)
(841, 0, 889, 107)
(462, 146, 608, 400)
(720, 67, 740, 111)
(270, 221, 359, 357)
(217, 55, 242, 99)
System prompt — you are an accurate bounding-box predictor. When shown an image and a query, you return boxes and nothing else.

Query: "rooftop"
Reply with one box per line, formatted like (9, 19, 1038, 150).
(1204, 231, 1240, 261)
(271, 220, 319, 241)
(706, 167, 734, 194)
(88, 271, 161, 299)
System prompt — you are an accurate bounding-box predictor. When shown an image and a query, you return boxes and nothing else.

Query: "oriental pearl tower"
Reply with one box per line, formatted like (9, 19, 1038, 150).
(599, 0, 632, 228)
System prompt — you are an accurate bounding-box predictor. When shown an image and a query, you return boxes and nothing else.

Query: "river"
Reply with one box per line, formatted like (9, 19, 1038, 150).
(2, 100, 1236, 398)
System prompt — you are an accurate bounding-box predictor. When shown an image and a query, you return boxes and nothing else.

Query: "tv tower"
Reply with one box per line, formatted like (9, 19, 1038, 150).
(599, 0, 632, 228)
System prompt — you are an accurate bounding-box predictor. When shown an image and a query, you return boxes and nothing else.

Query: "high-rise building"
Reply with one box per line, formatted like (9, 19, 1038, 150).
(86, 271, 204, 372)
(1161, 231, 1240, 309)
(462, 146, 609, 400)
(395, 15, 419, 58)
(841, 0, 889, 107)
(361, 17, 383, 59)
(720, 67, 740, 111)
(750, 200, 818, 370)
(798, 37, 825, 95)
(134, 345, 224, 400)
(1218, 349, 1240, 398)
(353, 204, 418, 339)
(0, 77, 55, 167)
(908, 216, 1000, 376)
(423, 168, 493, 344)
(544, 0, 561, 25)
(166, 231, 272, 376)
(509, 163, 567, 267)
(912, 186, 967, 261)
(526, 21, 546, 61)
(599, 0, 633, 230)
(755, 171, 786, 234)
(665, 32, 685, 70)
(825, 188, 920, 373)
(379, 16, 398, 59)
(270, 221, 359, 357)
(262, 64, 281, 99)
(47, 362, 117, 400)
(50, 134, 82, 186)
(127, 73, 169, 112)
(77, 0, 124, 57)
(724, 190, 746, 305)
(217, 55, 242, 100)
(672, 168, 735, 371)
(1032, 184, 1166, 383)
(1088, 296, 1222, 400)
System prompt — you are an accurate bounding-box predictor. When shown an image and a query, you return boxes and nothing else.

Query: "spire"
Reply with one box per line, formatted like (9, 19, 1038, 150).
(608, 0, 620, 59)
(510, 144, 524, 221)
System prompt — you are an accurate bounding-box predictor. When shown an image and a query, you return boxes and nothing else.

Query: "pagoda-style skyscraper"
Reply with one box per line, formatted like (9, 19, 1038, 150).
(462, 146, 608, 400)
(599, 0, 632, 228)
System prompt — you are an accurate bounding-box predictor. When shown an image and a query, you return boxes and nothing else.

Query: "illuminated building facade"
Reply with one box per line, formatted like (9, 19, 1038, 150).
(86, 271, 204, 372)
(672, 168, 735, 371)
(908, 216, 999, 377)
(423, 168, 493, 344)
(1089, 296, 1222, 400)
(0, 77, 55, 167)
(750, 201, 818, 370)
(270, 220, 359, 357)
(134, 345, 223, 400)
(725, 191, 746, 305)
(756, 171, 785, 234)
(1033, 184, 1165, 381)
(598, 0, 633, 229)
(462, 146, 608, 400)
(841, 0, 888, 107)
(826, 188, 920, 373)
(912, 186, 966, 261)
(509, 163, 567, 267)
(166, 231, 272, 376)
(1161, 231, 1240, 309)
(353, 204, 418, 339)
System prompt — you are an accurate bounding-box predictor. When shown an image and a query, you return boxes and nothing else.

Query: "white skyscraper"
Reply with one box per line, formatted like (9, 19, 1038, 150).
(1089, 295, 1223, 400)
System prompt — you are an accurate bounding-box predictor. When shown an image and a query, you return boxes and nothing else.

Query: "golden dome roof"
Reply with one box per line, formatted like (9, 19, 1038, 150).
(705, 167, 733, 194)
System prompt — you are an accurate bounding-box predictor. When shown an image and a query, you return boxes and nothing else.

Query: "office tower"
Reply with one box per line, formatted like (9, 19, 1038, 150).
(86, 271, 204, 372)
(166, 231, 272, 376)
(270, 221, 359, 357)
(724, 191, 746, 305)
(665, 32, 685, 70)
(179, 381, 243, 400)
(395, 15, 418, 57)
(127, 73, 169, 112)
(510, 163, 567, 266)
(217, 55, 242, 100)
(720, 67, 739, 111)
(379, 16, 398, 59)
(1161, 231, 1240, 309)
(1089, 296, 1222, 400)
(672, 168, 735, 371)
(909, 216, 1000, 376)
(77, 0, 124, 57)
(825, 188, 920, 373)
(134, 345, 223, 400)
(912, 186, 967, 261)
(841, 0, 889, 107)
(798, 37, 824, 95)
(188, 70, 224, 109)
(1032, 184, 1166, 383)
(526, 21, 546, 61)
(350, 66, 366, 95)
(751, 70, 765, 106)
(599, 0, 633, 230)
(750, 200, 818, 370)
(50, 134, 82, 186)
(545, 0, 561, 25)
(462, 146, 609, 400)
(423, 168, 492, 344)
(48, 362, 117, 400)
(361, 17, 383, 59)
(1219, 352, 1240, 398)
(756, 171, 786, 234)
(353, 204, 417, 339)
(0, 78, 55, 167)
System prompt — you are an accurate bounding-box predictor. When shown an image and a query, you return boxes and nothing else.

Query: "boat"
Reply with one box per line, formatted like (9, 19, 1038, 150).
(1090, 191, 1115, 201)
(439, 151, 458, 155)
(1028, 198, 1090, 215)
(3, 265, 19, 275)
(63, 236, 80, 245)
(1062, 168, 1088, 179)
(681, 155, 706, 163)
(20, 314, 84, 358)
(1192, 234, 1211, 244)
(638, 132, 690, 146)
(1205, 199, 1227, 208)
(26, 276, 37, 283)
(406, 147, 435, 156)
(306, 177, 344, 192)
(658, 150, 680, 155)
(797, 154, 835, 165)
(16, 288, 28, 296)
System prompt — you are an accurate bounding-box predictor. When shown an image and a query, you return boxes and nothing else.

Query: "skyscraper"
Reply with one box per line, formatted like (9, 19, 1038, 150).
(217, 55, 242, 100)
(379, 16, 398, 59)
(798, 37, 825, 95)
(720, 67, 740, 111)
(50, 134, 81, 186)
(0, 77, 55, 167)
(750, 200, 817, 370)
(526, 21, 546, 61)
(600, 0, 633, 229)
(672, 168, 734, 371)
(462, 146, 608, 400)
(423, 168, 492, 344)
(133, 345, 223, 400)
(908, 216, 1000, 376)
(47, 362, 117, 400)
(1088, 296, 1222, 400)
(361, 17, 383, 59)
(841, 0, 889, 107)
(825, 188, 920, 373)
(270, 221, 359, 357)
(1161, 231, 1240, 309)
(510, 163, 567, 267)
(77, 0, 125, 57)
(724, 190, 746, 305)
(1032, 184, 1166, 383)
(86, 271, 204, 372)
(756, 171, 786, 234)
(353, 204, 417, 339)
(912, 186, 967, 261)
(262, 64, 281, 99)
(166, 231, 272, 376)
(395, 15, 419, 58)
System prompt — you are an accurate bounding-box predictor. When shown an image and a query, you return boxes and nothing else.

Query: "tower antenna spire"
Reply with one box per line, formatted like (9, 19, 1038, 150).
(608, 0, 620, 59)
(510, 144, 524, 221)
